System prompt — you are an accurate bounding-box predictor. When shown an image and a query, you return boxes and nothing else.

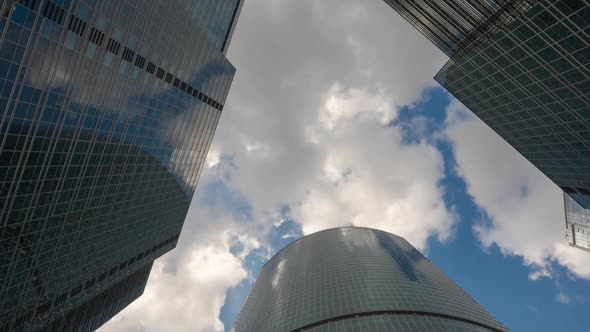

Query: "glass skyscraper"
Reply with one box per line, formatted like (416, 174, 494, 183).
(565, 193, 590, 252)
(0, 0, 242, 330)
(384, 0, 590, 248)
(382, 0, 533, 58)
(434, 1, 590, 207)
(233, 227, 508, 332)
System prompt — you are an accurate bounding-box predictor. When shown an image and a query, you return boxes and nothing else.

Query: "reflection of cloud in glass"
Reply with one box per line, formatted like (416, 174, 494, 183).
(272, 259, 286, 288)
(0, 0, 242, 329)
(177, 0, 242, 50)
(21, 19, 235, 196)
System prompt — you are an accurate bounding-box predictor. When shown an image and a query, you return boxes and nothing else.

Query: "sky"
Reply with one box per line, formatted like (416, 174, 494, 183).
(100, 1, 590, 331)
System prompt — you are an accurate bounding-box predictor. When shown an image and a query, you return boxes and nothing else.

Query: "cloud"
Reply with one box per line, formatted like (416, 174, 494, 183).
(102, 0, 453, 330)
(273, 217, 287, 228)
(99, 155, 263, 332)
(209, 0, 451, 251)
(444, 99, 590, 280)
(292, 84, 456, 249)
(99, 195, 261, 332)
(281, 233, 298, 239)
(100, 239, 247, 332)
(556, 291, 571, 304)
(97, 0, 590, 328)
(319, 84, 395, 129)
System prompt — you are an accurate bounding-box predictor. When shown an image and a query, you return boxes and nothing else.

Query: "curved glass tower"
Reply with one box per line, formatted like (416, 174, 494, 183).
(233, 227, 508, 332)
(0, 0, 242, 330)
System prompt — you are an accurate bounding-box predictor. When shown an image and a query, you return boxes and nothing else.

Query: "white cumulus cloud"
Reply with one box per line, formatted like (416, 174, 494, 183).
(100, 0, 456, 330)
(99, 182, 262, 332)
(294, 85, 456, 250)
(208, 0, 451, 252)
(444, 99, 590, 280)
(100, 236, 248, 332)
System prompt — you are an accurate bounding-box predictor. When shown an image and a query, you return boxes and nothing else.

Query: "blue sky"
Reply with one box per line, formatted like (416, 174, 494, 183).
(101, 1, 590, 331)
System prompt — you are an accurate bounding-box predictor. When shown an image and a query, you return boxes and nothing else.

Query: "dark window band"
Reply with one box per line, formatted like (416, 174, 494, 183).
(291, 310, 505, 332)
(2, 234, 180, 330)
(17, 0, 224, 112)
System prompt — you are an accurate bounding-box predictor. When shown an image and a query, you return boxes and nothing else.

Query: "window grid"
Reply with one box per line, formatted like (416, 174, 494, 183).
(435, 0, 590, 207)
(0, 0, 238, 329)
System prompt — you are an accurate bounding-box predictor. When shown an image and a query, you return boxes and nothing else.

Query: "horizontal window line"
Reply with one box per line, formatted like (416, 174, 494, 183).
(16, 0, 224, 112)
(291, 310, 505, 332)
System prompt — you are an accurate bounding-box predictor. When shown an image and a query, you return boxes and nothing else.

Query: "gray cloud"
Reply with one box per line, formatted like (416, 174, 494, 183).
(212, 0, 450, 237)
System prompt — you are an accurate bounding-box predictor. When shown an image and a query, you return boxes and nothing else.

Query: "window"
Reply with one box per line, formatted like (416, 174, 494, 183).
(156, 67, 165, 79)
(122, 47, 135, 62)
(146, 62, 156, 74)
(106, 38, 121, 55)
(37, 302, 51, 315)
(84, 278, 96, 289)
(70, 284, 83, 297)
(165, 73, 173, 83)
(54, 292, 68, 305)
(67, 15, 87, 36)
(135, 55, 146, 69)
(42, 1, 65, 24)
(562, 186, 576, 193)
(20, 0, 38, 11)
(97, 272, 108, 282)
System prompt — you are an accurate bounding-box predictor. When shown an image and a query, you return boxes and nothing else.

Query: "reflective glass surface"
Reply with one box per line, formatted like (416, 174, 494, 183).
(382, 0, 532, 57)
(565, 193, 590, 251)
(0, 0, 240, 330)
(232, 227, 507, 332)
(305, 314, 494, 332)
(47, 262, 153, 332)
(178, 0, 242, 51)
(436, 0, 590, 207)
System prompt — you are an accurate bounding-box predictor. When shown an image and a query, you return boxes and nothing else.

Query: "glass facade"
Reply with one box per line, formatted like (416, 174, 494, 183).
(385, 0, 590, 251)
(232, 227, 507, 332)
(565, 193, 590, 252)
(0, 0, 241, 330)
(46, 262, 153, 332)
(382, 0, 532, 57)
(177, 0, 243, 53)
(435, 0, 590, 209)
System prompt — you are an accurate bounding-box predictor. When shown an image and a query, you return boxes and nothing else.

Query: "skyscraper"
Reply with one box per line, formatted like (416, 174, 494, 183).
(382, 0, 532, 58)
(565, 193, 590, 252)
(0, 0, 242, 330)
(383, 0, 590, 246)
(233, 227, 508, 332)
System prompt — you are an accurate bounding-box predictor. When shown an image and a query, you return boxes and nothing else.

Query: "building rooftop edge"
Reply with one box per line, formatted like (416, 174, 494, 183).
(261, 226, 408, 270)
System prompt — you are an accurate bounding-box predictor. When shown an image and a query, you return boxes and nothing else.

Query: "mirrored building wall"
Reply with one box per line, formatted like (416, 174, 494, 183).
(233, 227, 508, 332)
(0, 0, 242, 330)
(435, 0, 590, 209)
(383, 0, 589, 251)
(565, 193, 590, 252)
(382, 0, 532, 57)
